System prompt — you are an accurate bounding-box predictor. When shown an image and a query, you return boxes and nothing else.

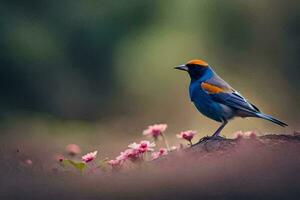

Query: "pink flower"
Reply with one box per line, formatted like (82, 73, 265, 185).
(54, 154, 64, 162)
(127, 142, 139, 150)
(128, 140, 156, 153)
(177, 130, 196, 143)
(116, 151, 128, 162)
(151, 148, 168, 160)
(108, 147, 143, 168)
(143, 124, 167, 138)
(245, 131, 257, 139)
(234, 131, 257, 139)
(65, 144, 81, 156)
(170, 146, 179, 151)
(108, 159, 120, 165)
(125, 149, 140, 160)
(233, 130, 244, 139)
(151, 152, 160, 160)
(117, 149, 140, 162)
(24, 159, 33, 165)
(294, 131, 300, 136)
(158, 148, 168, 155)
(107, 159, 122, 169)
(82, 151, 98, 163)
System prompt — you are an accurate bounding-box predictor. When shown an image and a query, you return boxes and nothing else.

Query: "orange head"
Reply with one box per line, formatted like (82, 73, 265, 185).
(174, 59, 209, 71)
(186, 59, 209, 67)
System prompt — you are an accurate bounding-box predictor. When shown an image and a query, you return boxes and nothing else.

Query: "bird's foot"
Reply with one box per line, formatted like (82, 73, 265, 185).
(194, 135, 225, 145)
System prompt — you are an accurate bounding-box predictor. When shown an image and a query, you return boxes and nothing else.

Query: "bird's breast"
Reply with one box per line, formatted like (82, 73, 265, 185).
(189, 82, 211, 102)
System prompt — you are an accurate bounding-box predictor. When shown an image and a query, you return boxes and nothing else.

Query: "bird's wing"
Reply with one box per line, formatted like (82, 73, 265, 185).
(201, 75, 287, 127)
(200, 82, 259, 114)
(205, 72, 234, 92)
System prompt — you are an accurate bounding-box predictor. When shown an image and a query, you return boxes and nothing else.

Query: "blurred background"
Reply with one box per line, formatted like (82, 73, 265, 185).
(0, 0, 299, 154)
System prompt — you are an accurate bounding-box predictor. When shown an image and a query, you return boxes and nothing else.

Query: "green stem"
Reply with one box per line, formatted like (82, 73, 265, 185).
(161, 132, 170, 151)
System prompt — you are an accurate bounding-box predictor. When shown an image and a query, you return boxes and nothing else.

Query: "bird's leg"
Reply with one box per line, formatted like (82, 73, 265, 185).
(211, 120, 228, 138)
(194, 120, 228, 145)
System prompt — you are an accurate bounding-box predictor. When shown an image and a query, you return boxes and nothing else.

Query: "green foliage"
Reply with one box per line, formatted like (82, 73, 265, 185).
(63, 159, 86, 171)
(97, 158, 109, 171)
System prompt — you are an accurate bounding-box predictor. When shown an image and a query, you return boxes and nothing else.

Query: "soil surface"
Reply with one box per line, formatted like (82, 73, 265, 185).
(1, 133, 300, 200)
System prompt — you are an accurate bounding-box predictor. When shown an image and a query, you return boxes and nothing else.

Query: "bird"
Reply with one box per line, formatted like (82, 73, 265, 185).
(175, 59, 287, 139)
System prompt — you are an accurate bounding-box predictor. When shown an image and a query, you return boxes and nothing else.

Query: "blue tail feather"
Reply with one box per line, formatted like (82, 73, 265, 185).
(256, 113, 288, 127)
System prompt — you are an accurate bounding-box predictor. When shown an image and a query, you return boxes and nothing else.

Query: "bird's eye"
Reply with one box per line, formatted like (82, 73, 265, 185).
(186, 64, 200, 68)
(186, 64, 195, 67)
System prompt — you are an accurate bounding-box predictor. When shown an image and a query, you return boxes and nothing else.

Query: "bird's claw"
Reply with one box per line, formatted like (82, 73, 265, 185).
(194, 135, 225, 145)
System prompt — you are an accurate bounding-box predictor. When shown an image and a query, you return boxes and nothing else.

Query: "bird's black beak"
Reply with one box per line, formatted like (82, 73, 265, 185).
(174, 64, 188, 71)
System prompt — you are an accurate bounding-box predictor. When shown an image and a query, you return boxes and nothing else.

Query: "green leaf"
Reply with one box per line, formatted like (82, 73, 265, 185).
(97, 157, 109, 171)
(64, 159, 86, 171)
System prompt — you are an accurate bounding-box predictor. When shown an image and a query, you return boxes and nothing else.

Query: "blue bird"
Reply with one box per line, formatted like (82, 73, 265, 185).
(175, 59, 287, 138)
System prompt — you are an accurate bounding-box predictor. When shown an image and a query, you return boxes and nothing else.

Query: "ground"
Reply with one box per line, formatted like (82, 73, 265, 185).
(1, 133, 300, 200)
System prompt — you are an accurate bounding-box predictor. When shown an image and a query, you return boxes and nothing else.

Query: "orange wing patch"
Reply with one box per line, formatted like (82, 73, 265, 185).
(187, 59, 209, 67)
(201, 82, 225, 94)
